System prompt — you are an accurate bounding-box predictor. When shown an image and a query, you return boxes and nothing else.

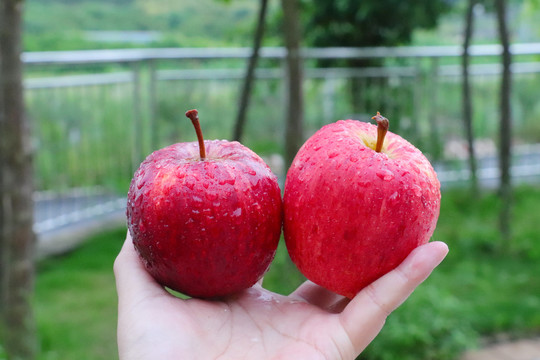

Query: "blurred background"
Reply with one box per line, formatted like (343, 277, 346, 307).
(1, 0, 539, 359)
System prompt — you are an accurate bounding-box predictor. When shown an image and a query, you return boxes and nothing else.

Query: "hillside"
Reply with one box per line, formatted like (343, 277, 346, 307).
(24, 0, 280, 51)
(23, 0, 540, 52)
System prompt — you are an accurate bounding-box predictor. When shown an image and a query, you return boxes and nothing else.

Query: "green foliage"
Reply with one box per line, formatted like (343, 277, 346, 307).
(37, 0, 134, 4)
(303, 0, 450, 48)
(27, 82, 135, 193)
(24, 0, 151, 51)
(360, 186, 540, 360)
(363, 285, 478, 360)
(298, 0, 452, 115)
(23, 0, 268, 51)
(263, 238, 306, 294)
(513, 73, 540, 143)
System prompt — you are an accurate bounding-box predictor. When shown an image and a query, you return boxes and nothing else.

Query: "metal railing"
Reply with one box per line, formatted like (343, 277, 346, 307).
(25, 43, 540, 243)
(21, 43, 540, 64)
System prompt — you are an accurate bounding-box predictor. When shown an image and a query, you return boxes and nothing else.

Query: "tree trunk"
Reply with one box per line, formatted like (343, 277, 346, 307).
(462, 0, 479, 195)
(495, 0, 512, 244)
(281, 0, 304, 168)
(233, 0, 269, 142)
(0, 0, 38, 358)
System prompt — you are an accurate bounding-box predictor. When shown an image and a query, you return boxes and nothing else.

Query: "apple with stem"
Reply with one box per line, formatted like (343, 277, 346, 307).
(126, 109, 283, 298)
(283, 113, 441, 299)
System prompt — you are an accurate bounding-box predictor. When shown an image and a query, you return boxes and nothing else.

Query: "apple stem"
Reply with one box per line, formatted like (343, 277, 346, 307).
(185, 109, 206, 160)
(372, 111, 389, 153)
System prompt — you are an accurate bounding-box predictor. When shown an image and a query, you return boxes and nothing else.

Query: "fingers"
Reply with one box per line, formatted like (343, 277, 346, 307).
(290, 281, 348, 313)
(114, 231, 167, 305)
(339, 241, 449, 353)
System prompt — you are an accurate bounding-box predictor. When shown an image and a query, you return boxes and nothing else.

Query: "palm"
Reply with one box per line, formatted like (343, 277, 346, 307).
(115, 234, 448, 360)
(126, 284, 353, 359)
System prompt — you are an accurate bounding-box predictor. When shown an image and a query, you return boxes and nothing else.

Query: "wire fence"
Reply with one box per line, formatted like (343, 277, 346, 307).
(25, 44, 540, 239)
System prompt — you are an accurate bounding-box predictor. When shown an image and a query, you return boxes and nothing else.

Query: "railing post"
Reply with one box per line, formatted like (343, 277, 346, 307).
(149, 59, 158, 151)
(412, 57, 423, 146)
(131, 60, 143, 173)
(429, 56, 442, 160)
(322, 76, 336, 128)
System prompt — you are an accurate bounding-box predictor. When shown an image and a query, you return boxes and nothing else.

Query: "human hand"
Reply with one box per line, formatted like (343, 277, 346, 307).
(114, 232, 448, 360)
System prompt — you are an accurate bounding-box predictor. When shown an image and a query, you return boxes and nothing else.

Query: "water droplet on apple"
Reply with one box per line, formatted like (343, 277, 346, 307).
(376, 169, 395, 181)
(137, 180, 145, 189)
(328, 151, 339, 159)
(350, 154, 359, 162)
(134, 195, 143, 208)
(248, 175, 261, 187)
(206, 192, 218, 201)
(219, 178, 235, 186)
(355, 175, 370, 188)
(247, 168, 256, 176)
(141, 257, 152, 269)
(192, 209, 200, 214)
(412, 184, 422, 197)
(175, 170, 186, 179)
(232, 208, 242, 217)
(138, 219, 146, 233)
(192, 195, 203, 202)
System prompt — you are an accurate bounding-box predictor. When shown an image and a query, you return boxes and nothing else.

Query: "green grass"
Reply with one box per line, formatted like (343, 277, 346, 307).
(34, 228, 125, 360)
(362, 186, 540, 360)
(29, 186, 540, 360)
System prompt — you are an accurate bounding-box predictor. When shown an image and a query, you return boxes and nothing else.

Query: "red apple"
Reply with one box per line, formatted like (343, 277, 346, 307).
(283, 113, 440, 299)
(127, 110, 282, 298)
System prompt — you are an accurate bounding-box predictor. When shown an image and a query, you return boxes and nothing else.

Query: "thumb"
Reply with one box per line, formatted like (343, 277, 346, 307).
(339, 241, 449, 353)
(114, 231, 168, 305)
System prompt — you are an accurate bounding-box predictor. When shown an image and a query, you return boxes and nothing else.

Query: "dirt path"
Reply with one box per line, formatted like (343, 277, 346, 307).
(462, 338, 540, 360)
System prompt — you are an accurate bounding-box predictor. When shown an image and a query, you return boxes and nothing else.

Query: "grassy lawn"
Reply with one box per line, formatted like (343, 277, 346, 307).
(31, 186, 540, 360)
(34, 229, 125, 360)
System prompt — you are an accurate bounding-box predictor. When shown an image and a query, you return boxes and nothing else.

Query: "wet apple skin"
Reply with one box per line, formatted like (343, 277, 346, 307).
(283, 120, 440, 299)
(127, 140, 283, 298)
